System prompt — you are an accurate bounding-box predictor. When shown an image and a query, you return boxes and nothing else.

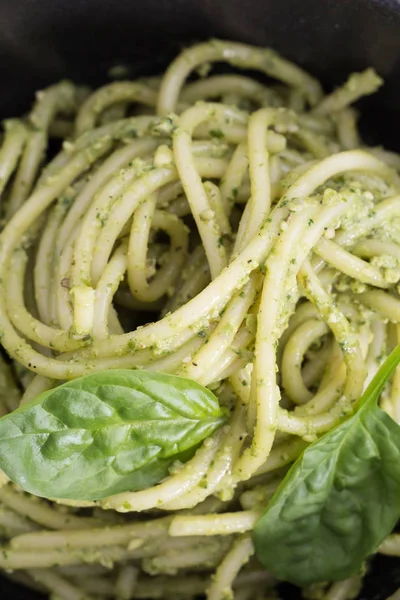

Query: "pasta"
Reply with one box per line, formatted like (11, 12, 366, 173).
(0, 38, 399, 600)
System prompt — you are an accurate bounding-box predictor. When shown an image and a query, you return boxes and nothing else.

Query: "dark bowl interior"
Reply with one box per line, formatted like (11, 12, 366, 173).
(0, 0, 400, 598)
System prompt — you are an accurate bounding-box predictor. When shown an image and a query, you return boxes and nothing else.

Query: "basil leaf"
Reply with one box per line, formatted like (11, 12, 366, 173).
(253, 345, 400, 586)
(0, 369, 226, 500)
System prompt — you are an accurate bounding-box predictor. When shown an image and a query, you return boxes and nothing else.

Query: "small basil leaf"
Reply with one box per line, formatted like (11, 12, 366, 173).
(0, 369, 226, 500)
(253, 344, 400, 586)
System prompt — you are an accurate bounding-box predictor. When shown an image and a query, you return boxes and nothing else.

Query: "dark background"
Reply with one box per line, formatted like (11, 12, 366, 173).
(0, 0, 399, 597)
(0, 0, 399, 148)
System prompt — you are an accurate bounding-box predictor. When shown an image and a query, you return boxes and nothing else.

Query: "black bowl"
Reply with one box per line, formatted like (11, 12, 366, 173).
(0, 0, 400, 598)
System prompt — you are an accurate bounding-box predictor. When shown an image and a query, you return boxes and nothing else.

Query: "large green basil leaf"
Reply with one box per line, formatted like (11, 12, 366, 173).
(0, 369, 226, 500)
(253, 345, 400, 586)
